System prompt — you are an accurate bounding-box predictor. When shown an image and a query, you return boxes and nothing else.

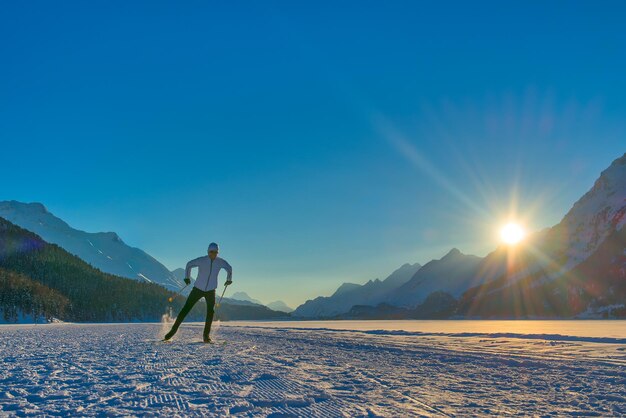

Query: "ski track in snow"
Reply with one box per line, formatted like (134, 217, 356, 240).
(0, 324, 625, 417)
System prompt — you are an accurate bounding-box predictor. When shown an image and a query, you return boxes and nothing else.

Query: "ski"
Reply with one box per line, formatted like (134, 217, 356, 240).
(153, 339, 226, 345)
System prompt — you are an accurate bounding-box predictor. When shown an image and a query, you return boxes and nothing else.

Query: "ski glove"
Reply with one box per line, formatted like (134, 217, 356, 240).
(225, 280, 233, 286)
(184, 277, 191, 285)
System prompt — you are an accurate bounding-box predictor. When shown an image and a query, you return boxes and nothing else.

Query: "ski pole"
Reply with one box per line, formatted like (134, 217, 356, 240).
(168, 284, 189, 303)
(214, 283, 231, 320)
(215, 284, 228, 308)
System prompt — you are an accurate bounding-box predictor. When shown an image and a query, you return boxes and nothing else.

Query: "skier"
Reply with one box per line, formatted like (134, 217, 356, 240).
(164, 242, 232, 343)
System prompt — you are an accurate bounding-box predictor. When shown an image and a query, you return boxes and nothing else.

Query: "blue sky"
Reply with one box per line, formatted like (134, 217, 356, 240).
(1, 1, 625, 306)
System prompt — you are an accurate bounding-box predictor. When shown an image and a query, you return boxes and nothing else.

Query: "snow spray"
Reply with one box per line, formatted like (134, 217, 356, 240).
(160, 306, 174, 339)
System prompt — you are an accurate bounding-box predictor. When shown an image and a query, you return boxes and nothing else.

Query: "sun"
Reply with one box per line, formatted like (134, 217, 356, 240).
(500, 222, 526, 245)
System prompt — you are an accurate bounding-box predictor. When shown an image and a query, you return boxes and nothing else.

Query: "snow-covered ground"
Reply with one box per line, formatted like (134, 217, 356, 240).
(1, 322, 625, 416)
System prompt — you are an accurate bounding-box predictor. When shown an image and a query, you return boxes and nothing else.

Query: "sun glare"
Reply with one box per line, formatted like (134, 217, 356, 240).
(500, 222, 526, 245)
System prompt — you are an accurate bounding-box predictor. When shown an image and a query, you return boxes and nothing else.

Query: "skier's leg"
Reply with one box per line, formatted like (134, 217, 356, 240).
(203, 290, 216, 341)
(165, 288, 203, 339)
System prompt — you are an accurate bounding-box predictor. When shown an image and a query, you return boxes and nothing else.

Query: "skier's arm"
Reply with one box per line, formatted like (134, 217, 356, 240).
(185, 258, 202, 282)
(223, 260, 233, 285)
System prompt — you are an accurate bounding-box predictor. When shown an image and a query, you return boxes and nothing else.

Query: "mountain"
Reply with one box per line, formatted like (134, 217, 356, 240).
(388, 248, 483, 308)
(0, 201, 182, 290)
(220, 297, 264, 307)
(171, 268, 186, 281)
(223, 291, 293, 313)
(337, 291, 457, 320)
(325, 248, 487, 319)
(266, 300, 294, 313)
(293, 263, 422, 318)
(230, 291, 264, 306)
(0, 217, 287, 323)
(333, 283, 361, 296)
(460, 153, 626, 318)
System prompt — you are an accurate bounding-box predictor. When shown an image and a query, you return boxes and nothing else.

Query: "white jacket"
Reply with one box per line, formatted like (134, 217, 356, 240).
(185, 256, 232, 291)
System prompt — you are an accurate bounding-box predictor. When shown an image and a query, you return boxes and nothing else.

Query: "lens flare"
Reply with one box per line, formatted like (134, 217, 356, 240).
(500, 223, 525, 245)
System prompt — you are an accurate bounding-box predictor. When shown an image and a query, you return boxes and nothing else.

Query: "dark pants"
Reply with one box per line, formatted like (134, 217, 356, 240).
(168, 287, 216, 339)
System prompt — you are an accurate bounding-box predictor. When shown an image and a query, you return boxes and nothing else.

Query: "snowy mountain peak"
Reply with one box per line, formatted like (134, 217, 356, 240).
(1, 200, 48, 214)
(0, 201, 70, 231)
(552, 152, 626, 270)
(0, 200, 182, 290)
(605, 151, 626, 172)
(574, 153, 626, 209)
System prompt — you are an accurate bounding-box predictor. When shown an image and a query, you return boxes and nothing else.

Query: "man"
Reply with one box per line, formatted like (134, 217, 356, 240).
(164, 242, 232, 343)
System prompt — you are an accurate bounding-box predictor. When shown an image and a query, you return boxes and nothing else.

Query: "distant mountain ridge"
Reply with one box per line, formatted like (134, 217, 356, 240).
(231, 292, 264, 306)
(293, 249, 489, 318)
(294, 152, 626, 319)
(388, 248, 483, 308)
(266, 301, 294, 313)
(0, 201, 182, 290)
(229, 291, 294, 313)
(293, 263, 422, 318)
